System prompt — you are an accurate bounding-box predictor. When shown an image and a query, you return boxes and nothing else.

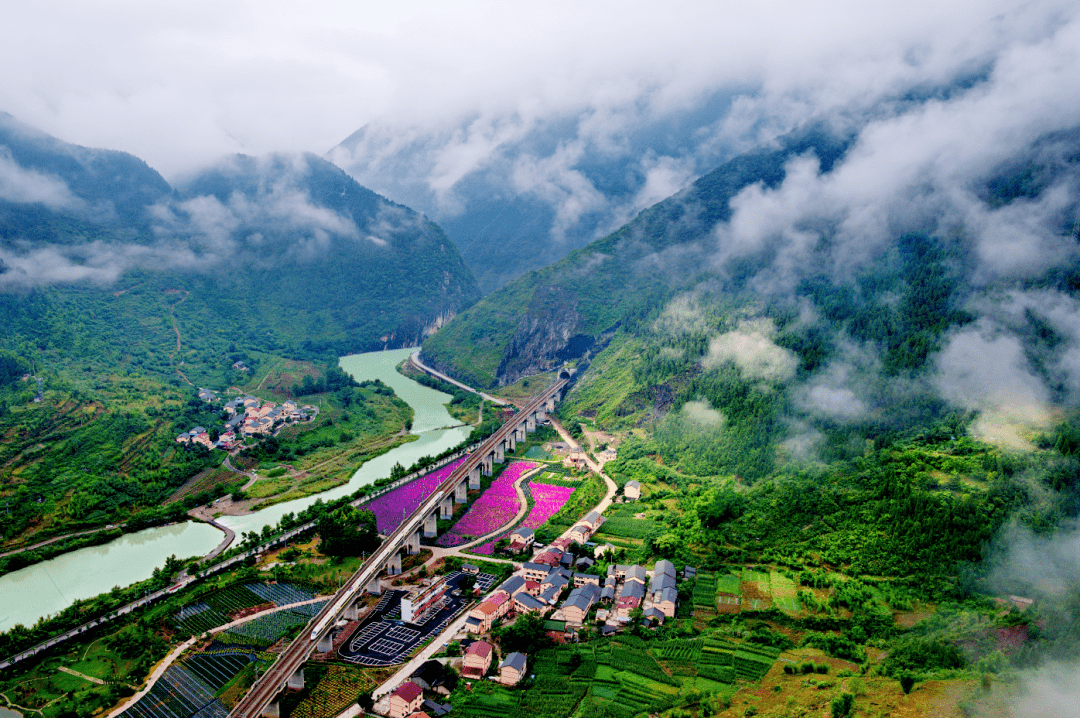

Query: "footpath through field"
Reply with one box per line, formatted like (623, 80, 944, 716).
(107, 595, 330, 718)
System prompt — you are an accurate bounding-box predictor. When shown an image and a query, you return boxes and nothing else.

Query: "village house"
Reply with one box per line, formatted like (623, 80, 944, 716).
(562, 584, 601, 625)
(499, 652, 528, 686)
(497, 575, 527, 597)
(615, 580, 646, 621)
(581, 510, 605, 531)
(538, 585, 561, 605)
(522, 562, 550, 582)
(514, 592, 548, 616)
(410, 660, 452, 694)
(387, 681, 424, 718)
(654, 586, 679, 618)
(573, 572, 600, 588)
(462, 641, 494, 679)
(624, 480, 641, 500)
(508, 527, 535, 552)
(465, 590, 511, 634)
(568, 523, 592, 544)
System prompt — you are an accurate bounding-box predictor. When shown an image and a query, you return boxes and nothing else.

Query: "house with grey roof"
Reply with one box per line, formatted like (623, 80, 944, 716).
(499, 652, 528, 685)
(562, 584, 601, 625)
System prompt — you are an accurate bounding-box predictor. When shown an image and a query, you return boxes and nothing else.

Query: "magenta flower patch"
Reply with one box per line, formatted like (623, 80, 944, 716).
(435, 461, 538, 547)
(470, 480, 574, 555)
(364, 457, 469, 534)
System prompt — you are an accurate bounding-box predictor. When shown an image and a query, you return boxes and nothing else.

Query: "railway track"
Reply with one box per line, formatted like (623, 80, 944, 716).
(228, 375, 566, 718)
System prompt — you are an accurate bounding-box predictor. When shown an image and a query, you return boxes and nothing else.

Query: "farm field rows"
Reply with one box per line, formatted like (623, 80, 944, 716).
(447, 633, 780, 718)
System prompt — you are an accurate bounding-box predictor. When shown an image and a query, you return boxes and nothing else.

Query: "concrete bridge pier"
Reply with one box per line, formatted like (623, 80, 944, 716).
(526, 414, 536, 432)
(386, 552, 402, 575)
(406, 530, 421, 555)
(344, 599, 361, 620)
(316, 632, 333, 653)
(366, 576, 382, 595)
(455, 479, 468, 503)
(263, 702, 281, 718)
(545, 396, 556, 412)
(469, 465, 482, 490)
(535, 410, 546, 423)
(494, 442, 504, 464)
(288, 668, 305, 690)
(506, 433, 516, 453)
(423, 511, 438, 537)
(516, 424, 527, 442)
(482, 453, 493, 476)
(439, 495, 453, 520)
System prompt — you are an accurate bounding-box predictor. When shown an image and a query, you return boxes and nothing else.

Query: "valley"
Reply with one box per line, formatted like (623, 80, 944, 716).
(4, 19, 1080, 715)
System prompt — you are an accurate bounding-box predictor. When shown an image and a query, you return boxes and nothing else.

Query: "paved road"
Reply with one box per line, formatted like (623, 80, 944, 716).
(228, 377, 566, 718)
(409, 351, 509, 406)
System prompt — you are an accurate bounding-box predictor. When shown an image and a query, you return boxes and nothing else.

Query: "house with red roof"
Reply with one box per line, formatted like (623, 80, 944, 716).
(387, 681, 424, 718)
(463, 641, 493, 679)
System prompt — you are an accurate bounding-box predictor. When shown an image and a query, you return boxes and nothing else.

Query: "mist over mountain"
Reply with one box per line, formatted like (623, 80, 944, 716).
(422, 13, 1080, 462)
(0, 114, 479, 366)
(327, 91, 743, 292)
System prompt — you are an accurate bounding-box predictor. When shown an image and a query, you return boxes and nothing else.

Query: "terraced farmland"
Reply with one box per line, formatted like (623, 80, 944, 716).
(221, 602, 328, 649)
(172, 582, 320, 635)
(291, 665, 376, 718)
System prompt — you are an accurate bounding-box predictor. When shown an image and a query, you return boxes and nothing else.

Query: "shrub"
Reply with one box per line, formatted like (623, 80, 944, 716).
(831, 693, 854, 718)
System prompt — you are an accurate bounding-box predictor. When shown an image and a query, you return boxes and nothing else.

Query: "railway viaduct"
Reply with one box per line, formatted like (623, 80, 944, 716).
(228, 370, 570, 718)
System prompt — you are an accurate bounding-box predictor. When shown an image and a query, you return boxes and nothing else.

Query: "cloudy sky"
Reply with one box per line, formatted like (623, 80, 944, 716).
(0, 0, 1055, 179)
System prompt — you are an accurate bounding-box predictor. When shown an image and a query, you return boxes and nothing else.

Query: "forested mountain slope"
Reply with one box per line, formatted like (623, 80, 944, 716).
(0, 114, 479, 547)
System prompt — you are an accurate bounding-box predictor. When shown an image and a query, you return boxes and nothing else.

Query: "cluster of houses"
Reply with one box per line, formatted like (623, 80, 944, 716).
(380, 501, 691, 717)
(462, 556, 681, 638)
(387, 644, 528, 718)
(175, 392, 314, 452)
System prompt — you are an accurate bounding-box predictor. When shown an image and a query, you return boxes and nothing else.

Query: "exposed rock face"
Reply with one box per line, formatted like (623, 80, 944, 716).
(497, 285, 585, 384)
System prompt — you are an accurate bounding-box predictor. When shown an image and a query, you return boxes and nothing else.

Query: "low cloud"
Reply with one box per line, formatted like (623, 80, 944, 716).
(1011, 664, 1080, 718)
(935, 323, 1053, 447)
(0, 149, 82, 210)
(703, 318, 798, 382)
(681, 399, 725, 427)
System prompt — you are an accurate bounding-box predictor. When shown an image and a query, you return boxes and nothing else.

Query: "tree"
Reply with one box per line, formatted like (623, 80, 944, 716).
(317, 505, 378, 557)
(496, 612, 552, 654)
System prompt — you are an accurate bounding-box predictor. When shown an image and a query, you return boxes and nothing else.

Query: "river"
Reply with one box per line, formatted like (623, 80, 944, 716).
(0, 347, 470, 633)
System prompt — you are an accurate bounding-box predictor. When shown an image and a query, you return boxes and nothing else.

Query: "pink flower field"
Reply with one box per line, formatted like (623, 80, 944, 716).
(435, 461, 538, 547)
(364, 457, 469, 534)
(470, 480, 575, 555)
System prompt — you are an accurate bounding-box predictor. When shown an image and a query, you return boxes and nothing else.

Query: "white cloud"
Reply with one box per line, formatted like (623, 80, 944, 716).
(703, 318, 798, 382)
(0, 149, 81, 209)
(0, 0, 1058, 180)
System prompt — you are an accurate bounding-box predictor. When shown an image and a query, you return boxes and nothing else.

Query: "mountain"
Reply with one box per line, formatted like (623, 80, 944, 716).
(326, 91, 741, 293)
(421, 110, 1080, 477)
(0, 116, 481, 377)
(0, 115, 480, 547)
(419, 126, 852, 389)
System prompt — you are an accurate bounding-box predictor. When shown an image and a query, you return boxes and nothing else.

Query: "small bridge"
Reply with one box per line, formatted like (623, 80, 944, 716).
(228, 371, 569, 718)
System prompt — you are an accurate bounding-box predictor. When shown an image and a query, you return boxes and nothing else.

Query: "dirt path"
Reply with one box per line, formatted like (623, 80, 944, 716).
(165, 290, 193, 387)
(57, 666, 105, 685)
(106, 595, 330, 718)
